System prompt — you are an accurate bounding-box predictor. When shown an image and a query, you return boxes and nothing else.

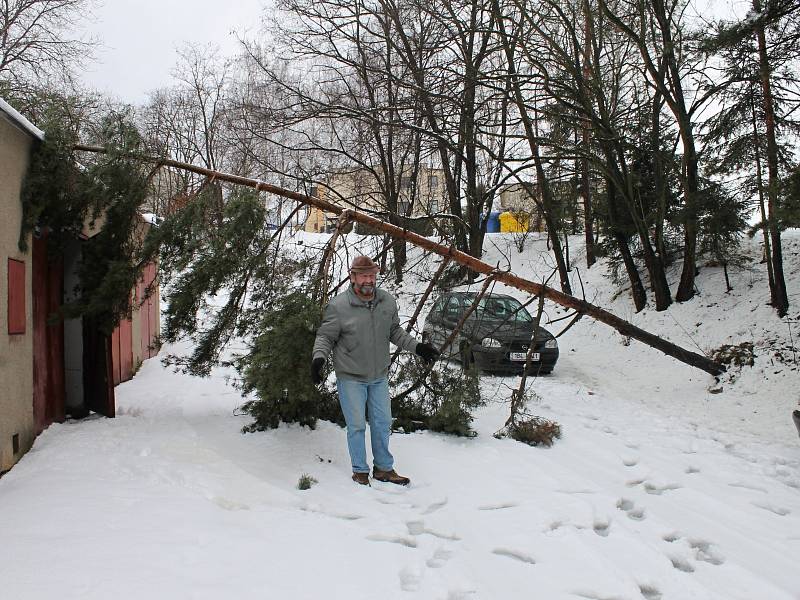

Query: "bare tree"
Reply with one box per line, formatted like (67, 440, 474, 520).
(0, 0, 95, 91)
(597, 0, 708, 302)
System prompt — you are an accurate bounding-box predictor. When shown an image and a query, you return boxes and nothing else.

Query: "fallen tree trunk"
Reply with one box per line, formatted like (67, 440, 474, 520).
(73, 144, 725, 376)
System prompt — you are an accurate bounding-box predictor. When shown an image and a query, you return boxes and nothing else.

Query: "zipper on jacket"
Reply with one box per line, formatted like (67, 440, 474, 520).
(369, 300, 376, 379)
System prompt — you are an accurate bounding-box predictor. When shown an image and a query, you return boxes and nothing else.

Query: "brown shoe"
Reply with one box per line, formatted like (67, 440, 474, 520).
(352, 472, 370, 486)
(372, 468, 410, 486)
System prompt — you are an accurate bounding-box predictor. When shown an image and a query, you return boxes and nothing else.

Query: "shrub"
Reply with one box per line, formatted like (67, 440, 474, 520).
(496, 417, 562, 447)
(297, 473, 318, 490)
(711, 341, 755, 368)
(391, 359, 483, 437)
(239, 291, 343, 432)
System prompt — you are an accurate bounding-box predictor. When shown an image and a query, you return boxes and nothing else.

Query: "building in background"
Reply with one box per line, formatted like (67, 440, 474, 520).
(1, 98, 45, 473)
(304, 166, 447, 233)
(0, 98, 161, 475)
(497, 182, 546, 233)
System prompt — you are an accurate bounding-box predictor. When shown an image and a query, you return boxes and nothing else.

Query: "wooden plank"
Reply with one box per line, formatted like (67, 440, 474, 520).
(119, 317, 133, 382)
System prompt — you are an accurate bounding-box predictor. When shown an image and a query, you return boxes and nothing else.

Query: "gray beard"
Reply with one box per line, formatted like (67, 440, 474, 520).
(356, 284, 375, 297)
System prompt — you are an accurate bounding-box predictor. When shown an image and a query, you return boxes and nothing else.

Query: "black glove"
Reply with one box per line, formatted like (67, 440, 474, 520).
(311, 357, 325, 385)
(415, 342, 440, 364)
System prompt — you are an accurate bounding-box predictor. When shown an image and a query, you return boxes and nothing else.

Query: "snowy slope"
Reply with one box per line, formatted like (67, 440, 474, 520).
(0, 231, 798, 600)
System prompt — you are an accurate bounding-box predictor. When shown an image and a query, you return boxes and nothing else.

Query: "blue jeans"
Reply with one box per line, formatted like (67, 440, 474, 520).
(336, 377, 393, 473)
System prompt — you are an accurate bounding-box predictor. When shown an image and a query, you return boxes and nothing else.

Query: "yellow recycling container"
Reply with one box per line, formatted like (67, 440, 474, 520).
(499, 211, 530, 232)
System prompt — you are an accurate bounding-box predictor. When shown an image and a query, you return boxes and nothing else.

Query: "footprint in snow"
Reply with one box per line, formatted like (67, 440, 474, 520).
(639, 584, 663, 600)
(444, 587, 477, 599)
(728, 481, 767, 493)
(426, 547, 454, 569)
(572, 591, 627, 599)
(643, 482, 682, 495)
(422, 498, 448, 514)
(622, 456, 639, 467)
(685, 466, 700, 474)
(366, 534, 418, 548)
(427, 528, 461, 541)
(593, 519, 611, 537)
(407, 520, 426, 535)
(406, 519, 461, 541)
(626, 478, 646, 487)
(477, 502, 518, 511)
(668, 555, 695, 573)
(491, 548, 536, 564)
(375, 495, 416, 508)
(301, 506, 364, 521)
(688, 538, 726, 565)
(751, 501, 791, 516)
(398, 566, 422, 592)
(663, 533, 725, 567)
(616, 498, 646, 521)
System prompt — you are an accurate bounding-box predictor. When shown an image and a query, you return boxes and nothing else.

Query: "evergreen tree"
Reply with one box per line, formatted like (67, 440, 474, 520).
(21, 105, 154, 334)
(239, 291, 342, 431)
(697, 179, 750, 292)
(702, 0, 800, 316)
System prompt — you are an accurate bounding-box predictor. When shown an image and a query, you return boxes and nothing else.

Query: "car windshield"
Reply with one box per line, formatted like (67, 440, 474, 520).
(476, 296, 532, 322)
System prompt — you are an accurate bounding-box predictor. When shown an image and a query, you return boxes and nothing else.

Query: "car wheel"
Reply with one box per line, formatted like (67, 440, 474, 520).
(460, 344, 475, 371)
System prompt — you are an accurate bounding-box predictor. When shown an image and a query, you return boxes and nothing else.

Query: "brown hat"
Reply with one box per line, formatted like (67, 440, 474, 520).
(349, 255, 380, 274)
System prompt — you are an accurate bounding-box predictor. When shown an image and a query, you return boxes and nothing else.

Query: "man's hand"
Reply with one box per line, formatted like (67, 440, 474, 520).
(415, 342, 440, 364)
(311, 357, 325, 385)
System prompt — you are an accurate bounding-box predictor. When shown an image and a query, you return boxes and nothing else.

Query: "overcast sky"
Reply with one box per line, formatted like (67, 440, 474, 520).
(81, 0, 268, 105)
(80, 0, 743, 107)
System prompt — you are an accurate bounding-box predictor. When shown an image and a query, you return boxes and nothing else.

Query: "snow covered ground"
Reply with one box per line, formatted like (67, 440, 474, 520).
(1, 232, 799, 600)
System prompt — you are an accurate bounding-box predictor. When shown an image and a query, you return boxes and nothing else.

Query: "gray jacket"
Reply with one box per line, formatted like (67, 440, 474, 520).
(313, 286, 419, 381)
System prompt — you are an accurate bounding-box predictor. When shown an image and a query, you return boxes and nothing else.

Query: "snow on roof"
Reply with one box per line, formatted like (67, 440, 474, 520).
(0, 97, 44, 141)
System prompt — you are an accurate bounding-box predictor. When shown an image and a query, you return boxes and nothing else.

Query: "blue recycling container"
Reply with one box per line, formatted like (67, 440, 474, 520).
(485, 211, 501, 233)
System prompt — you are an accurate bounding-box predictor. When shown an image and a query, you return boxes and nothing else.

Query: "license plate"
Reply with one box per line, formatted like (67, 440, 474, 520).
(510, 352, 539, 361)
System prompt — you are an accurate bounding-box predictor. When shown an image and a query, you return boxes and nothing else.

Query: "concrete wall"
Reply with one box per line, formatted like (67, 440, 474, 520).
(0, 115, 35, 473)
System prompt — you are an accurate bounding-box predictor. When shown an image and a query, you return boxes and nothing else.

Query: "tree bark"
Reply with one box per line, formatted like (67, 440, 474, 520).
(753, 0, 789, 316)
(750, 97, 776, 297)
(581, 5, 596, 268)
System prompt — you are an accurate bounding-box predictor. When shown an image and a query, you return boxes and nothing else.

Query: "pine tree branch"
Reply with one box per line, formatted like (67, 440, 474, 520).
(72, 144, 726, 376)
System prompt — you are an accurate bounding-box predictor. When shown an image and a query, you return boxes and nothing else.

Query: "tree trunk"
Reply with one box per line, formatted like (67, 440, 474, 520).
(74, 144, 726, 376)
(606, 179, 647, 312)
(754, 0, 789, 316)
(491, 0, 573, 294)
(751, 98, 776, 297)
(581, 8, 596, 268)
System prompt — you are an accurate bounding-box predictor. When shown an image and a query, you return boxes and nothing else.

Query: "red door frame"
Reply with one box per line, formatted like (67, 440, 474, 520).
(32, 234, 65, 434)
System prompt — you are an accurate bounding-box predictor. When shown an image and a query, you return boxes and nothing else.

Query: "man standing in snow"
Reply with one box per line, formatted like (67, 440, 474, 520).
(311, 255, 440, 486)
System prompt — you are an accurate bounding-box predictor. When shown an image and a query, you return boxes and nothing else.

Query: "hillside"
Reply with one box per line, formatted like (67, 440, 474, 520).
(0, 230, 798, 600)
